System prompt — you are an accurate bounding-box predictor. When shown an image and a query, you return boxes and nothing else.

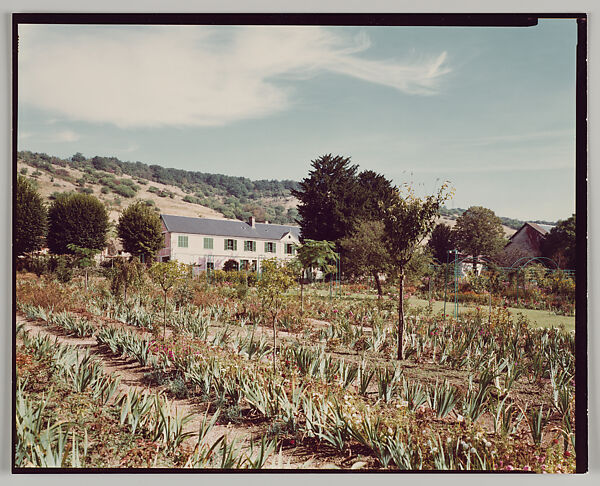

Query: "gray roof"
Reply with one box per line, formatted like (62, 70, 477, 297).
(161, 214, 301, 241)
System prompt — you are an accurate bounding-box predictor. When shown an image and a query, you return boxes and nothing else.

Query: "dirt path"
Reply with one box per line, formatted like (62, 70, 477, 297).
(17, 314, 323, 469)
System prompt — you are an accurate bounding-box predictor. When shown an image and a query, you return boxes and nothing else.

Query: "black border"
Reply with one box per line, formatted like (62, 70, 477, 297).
(11, 12, 589, 474)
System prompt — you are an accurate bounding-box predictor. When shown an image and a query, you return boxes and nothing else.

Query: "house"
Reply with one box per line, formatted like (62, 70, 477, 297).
(157, 214, 301, 271)
(501, 222, 553, 267)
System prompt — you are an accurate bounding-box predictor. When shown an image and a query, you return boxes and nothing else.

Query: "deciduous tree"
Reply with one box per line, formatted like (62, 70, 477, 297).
(453, 206, 506, 271)
(541, 214, 576, 270)
(117, 200, 164, 263)
(47, 192, 109, 255)
(382, 183, 452, 360)
(15, 175, 47, 256)
(339, 220, 390, 299)
(149, 261, 188, 339)
(257, 259, 295, 373)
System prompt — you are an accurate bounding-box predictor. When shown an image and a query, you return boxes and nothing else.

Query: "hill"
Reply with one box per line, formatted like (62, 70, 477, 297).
(17, 151, 299, 225)
(17, 151, 548, 239)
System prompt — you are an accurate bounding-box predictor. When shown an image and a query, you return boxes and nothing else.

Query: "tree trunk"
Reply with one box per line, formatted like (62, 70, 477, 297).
(163, 292, 167, 340)
(300, 278, 304, 315)
(272, 315, 277, 375)
(373, 271, 383, 300)
(397, 269, 405, 360)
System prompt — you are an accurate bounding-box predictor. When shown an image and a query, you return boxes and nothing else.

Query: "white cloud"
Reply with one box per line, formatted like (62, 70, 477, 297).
(54, 130, 80, 142)
(18, 25, 450, 128)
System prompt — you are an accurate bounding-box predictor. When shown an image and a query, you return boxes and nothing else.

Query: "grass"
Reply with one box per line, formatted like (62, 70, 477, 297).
(408, 298, 575, 331)
(293, 287, 575, 331)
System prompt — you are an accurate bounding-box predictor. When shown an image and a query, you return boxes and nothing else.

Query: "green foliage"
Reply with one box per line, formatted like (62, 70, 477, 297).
(453, 206, 506, 265)
(339, 220, 389, 296)
(382, 183, 452, 360)
(47, 192, 109, 254)
(292, 154, 395, 242)
(382, 184, 452, 270)
(427, 223, 455, 264)
(108, 257, 146, 301)
(541, 214, 576, 270)
(149, 261, 189, 337)
(117, 200, 164, 261)
(296, 239, 338, 280)
(15, 175, 47, 256)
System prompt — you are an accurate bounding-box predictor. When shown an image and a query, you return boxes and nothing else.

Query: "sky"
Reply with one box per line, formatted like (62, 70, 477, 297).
(17, 20, 577, 222)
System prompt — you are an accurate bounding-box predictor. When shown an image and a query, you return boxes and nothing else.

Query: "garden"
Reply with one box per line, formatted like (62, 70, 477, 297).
(15, 258, 577, 472)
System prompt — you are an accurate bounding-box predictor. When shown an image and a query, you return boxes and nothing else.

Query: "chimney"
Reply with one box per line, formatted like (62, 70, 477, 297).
(248, 216, 255, 228)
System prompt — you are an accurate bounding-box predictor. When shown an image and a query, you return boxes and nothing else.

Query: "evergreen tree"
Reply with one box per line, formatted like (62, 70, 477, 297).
(427, 223, 455, 263)
(292, 154, 359, 242)
(47, 192, 108, 254)
(15, 175, 47, 256)
(117, 200, 164, 262)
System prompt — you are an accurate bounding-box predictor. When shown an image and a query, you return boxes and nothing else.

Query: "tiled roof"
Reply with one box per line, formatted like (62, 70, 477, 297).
(161, 214, 301, 241)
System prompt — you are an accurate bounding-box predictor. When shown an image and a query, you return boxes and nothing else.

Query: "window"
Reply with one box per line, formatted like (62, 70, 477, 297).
(206, 262, 214, 271)
(265, 242, 276, 253)
(285, 243, 295, 255)
(240, 259, 249, 270)
(225, 239, 237, 251)
(178, 235, 188, 248)
(204, 237, 213, 249)
(244, 240, 256, 252)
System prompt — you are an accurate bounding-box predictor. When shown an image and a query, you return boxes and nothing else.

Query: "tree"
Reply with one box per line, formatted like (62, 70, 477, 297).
(117, 200, 164, 262)
(541, 214, 576, 270)
(292, 157, 396, 246)
(148, 261, 188, 339)
(382, 183, 452, 360)
(453, 206, 506, 271)
(15, 175, 47, 256)
(109, 257, 146, 302)
(339, 220, 390, 299)
(427, 223, 455, 264)
(256, 259, 295, 374)
(66, 243, 100, 291)
(295, 239, 337, 312)
(47, 192, 109, 255)
(292, 154, 359, 242)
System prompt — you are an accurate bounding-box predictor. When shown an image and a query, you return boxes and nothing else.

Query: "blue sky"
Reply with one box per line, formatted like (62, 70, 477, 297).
(17, 20, 577, 222)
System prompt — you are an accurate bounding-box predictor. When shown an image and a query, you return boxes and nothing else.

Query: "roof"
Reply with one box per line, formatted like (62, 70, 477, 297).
(507, 222, 552, 243)
(526, 222, 552, 235)
(161, 214, 301, 241)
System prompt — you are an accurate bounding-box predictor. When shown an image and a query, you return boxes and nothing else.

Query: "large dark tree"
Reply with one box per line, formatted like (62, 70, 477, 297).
(355, 170, 396, 222)
(541, 214, 576, 270)
(117, 200, 164, 262)
(292, 156, 395, 243)
(292, 154, 359, 242)
(427, 223, 455, 263)
(47, 192, 109, 254)
(15, 175, 47, 256)
(453, 206, 506, 271)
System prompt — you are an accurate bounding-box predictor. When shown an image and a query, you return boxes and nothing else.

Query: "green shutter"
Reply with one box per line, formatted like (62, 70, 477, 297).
(233, 240, 237, 251)
(224, 239, 227, 250)
(253, 241, 256, 252)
